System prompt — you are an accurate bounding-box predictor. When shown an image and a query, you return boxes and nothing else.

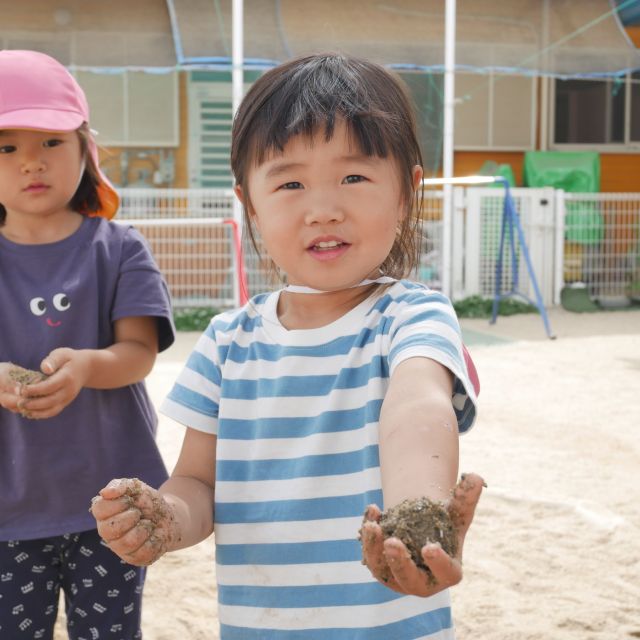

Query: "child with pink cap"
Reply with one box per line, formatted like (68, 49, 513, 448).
(0, 50, 175, 639)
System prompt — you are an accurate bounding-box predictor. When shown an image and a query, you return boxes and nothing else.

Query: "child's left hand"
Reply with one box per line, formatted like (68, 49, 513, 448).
(359, 473, 484, 597)
(14, 348, 89, 419)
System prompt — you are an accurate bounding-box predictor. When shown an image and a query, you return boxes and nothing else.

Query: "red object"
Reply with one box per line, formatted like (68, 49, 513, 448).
(462, 345, 480, 396)
(223, 218, 249, 306)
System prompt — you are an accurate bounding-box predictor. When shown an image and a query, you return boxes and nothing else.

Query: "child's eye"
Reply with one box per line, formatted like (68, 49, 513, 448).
(0, 145, 16, 154)
(43, 139, 63, 148)
(343, 175, 366, 184)
(279, 181, 303, 190)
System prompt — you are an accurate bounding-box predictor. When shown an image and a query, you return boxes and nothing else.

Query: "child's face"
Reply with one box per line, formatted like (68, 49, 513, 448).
(238, 120, 419, 290)
(0, 128, 83, 221)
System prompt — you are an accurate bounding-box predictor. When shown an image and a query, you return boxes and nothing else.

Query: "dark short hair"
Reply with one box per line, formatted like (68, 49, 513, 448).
(0, 123, 101, 225)
(231, 52, 424, 279)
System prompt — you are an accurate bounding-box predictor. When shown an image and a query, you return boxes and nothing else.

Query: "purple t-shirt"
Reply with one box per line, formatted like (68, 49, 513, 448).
(0, 216, 175, 540)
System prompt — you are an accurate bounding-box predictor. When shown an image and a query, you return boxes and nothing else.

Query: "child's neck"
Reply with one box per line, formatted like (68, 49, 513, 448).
(277, 282, 384, 330)
(0, 210, 84, 245)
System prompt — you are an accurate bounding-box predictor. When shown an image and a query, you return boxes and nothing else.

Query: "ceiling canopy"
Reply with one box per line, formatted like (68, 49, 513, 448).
(2, 0, 639, 77)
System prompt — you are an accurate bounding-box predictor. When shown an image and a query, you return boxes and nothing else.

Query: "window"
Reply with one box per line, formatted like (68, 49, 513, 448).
(552, 75, 640, 148)
(76, 71, 179, 147)
(187, 70, 261, 188)
(454, 73, 537, 150)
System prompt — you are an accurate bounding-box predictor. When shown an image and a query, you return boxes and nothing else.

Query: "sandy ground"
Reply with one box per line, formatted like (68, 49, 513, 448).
(54, 307, 640, 639)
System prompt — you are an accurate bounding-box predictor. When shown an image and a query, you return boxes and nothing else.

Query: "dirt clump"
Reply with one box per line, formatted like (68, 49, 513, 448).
(380, 497, 457, 580)
(8, 365, 48, 419)
(8, 365, 47, 385)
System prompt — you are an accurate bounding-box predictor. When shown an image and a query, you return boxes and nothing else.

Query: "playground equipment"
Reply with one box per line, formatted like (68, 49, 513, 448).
(423, 176, 555, 339)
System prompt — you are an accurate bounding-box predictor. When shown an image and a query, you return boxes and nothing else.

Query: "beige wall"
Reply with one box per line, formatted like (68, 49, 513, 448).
(1, 0, 169, 33)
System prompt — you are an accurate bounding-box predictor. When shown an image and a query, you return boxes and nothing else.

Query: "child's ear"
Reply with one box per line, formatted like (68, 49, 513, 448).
(234, 185, 258, 228)
(412, 165, 424, 191)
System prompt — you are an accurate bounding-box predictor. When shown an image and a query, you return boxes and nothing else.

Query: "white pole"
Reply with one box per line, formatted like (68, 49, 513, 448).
(441, 0, 456, 298)
(231, 0, 244, 306)
(539, 0, 550, 151)
(232, 0, 244, 118)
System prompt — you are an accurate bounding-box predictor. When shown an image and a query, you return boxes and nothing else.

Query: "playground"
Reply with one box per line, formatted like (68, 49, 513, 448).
(7, 1, 639, 637)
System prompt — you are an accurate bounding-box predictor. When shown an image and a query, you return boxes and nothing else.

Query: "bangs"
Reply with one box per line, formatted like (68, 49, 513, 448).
(242, 55, 409, 168)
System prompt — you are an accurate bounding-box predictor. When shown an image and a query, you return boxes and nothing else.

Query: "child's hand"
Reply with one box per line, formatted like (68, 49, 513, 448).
(90, 478, 180, 567)
(14, 348, 89, 419)
(0, 363, 24, 414)
(359, 473, 484, 597)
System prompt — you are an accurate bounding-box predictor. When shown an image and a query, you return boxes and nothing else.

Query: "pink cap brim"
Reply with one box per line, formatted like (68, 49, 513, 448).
(0, 109, 119, 220)
(0, 108, 84, 133)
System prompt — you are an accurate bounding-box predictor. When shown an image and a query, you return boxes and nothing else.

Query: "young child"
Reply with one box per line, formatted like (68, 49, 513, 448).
(0, 50, 175, 639)
(91, 53, 484, 639)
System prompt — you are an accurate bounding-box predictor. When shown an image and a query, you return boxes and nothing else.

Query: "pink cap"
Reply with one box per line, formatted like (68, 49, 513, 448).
(0, 50, 119, 219)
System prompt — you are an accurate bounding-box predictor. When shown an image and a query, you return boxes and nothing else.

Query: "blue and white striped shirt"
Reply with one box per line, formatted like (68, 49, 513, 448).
(161, 280, 477, 639)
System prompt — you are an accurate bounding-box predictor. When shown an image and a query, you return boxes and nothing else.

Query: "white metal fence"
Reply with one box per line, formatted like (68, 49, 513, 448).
(116, 187, 640, 310)
(118, 189, 240, 307)
(463, 187, 559, 306)
(559, 192, 640, 306)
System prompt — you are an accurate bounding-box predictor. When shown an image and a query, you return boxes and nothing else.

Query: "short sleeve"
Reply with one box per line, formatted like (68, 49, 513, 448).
(387, 288, 478, 433)
(160, 323, 221, 435)
(112, 226, 175, 352)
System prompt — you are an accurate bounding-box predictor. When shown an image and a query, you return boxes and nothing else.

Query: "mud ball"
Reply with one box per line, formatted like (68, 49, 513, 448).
(379, 497, 458, 578)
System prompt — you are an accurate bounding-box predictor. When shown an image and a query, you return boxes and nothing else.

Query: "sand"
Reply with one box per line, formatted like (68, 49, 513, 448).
(53, 307, 640, 639)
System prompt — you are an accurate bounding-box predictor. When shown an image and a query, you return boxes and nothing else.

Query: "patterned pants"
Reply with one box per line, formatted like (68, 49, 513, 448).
(0, 529, 145, 640)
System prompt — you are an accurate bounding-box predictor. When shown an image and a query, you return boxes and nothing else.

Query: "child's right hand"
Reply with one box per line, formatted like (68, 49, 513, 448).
(90, 478, 180, 567)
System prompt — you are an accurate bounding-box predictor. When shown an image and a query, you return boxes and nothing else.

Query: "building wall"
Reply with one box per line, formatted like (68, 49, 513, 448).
(0, 0, 168, 33)
(454, 150, 640, 192)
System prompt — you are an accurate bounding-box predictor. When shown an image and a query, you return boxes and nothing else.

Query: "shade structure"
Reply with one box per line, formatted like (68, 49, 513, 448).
(1, 0, 639, 77)
(169, 0, 640, 77)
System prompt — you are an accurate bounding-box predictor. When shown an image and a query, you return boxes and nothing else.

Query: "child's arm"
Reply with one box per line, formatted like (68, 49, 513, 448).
(14, 316, 158, 419)
(90, 427, 216, 566)
(361, 356, 484, 597)
(379, 356, 460, 506)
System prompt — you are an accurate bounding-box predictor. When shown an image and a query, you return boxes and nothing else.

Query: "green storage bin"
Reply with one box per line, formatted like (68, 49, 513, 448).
(523, 151, 603, 245)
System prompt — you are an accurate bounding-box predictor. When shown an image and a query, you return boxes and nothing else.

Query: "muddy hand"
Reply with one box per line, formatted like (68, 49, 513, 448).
(359, 473, 485, 597)
(360, 503, 431, 596)
(444, 472, 485, 559)
(91, 478, 179, 566)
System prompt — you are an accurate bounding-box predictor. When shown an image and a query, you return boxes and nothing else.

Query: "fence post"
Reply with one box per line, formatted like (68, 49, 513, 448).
(451, 186, 465, 300)
(463, 187, 481, 297)
(554, 189, 565, 306)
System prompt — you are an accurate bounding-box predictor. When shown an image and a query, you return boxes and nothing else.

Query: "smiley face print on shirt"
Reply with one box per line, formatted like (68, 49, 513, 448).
(29, 292, 71, 327)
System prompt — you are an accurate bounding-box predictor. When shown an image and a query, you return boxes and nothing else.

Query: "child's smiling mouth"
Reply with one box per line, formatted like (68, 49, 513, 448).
(307, 237, 351, 261)
(312, 240, 346, 251)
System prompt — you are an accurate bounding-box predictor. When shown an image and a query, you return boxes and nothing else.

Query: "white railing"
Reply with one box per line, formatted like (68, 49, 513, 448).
(559, 192, 640, 306)
(115, 187, 640, 310)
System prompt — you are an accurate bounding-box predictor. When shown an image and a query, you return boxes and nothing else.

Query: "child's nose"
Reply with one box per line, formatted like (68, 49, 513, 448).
(21, 153, 45, 174)
(304, 194, 345, 225)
